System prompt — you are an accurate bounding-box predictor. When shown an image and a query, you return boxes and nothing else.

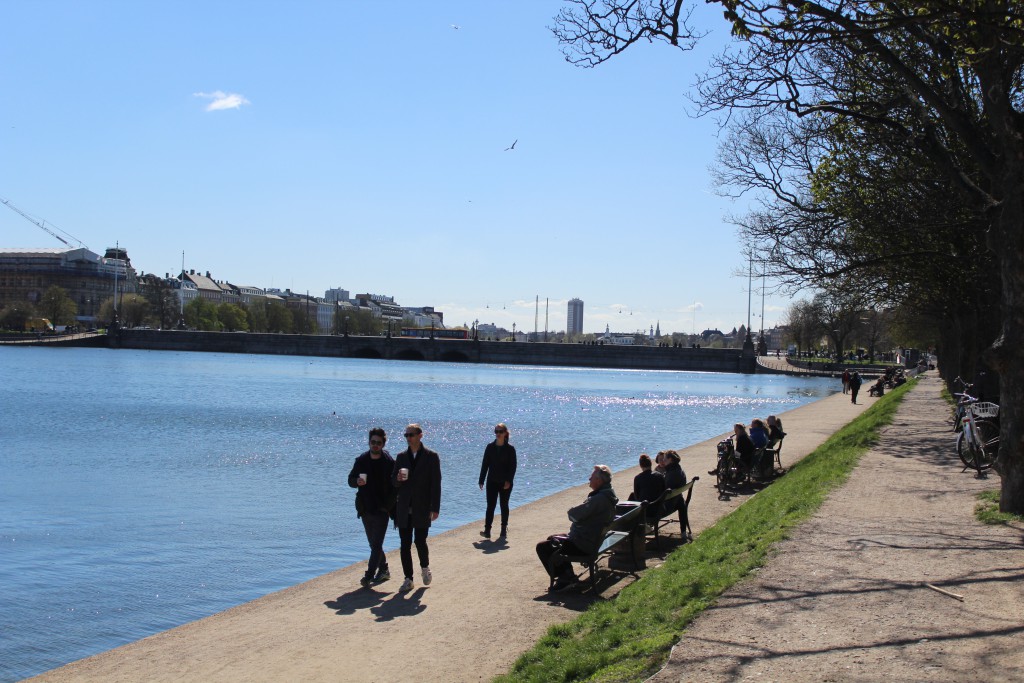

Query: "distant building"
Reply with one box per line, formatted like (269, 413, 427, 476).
(0, 246, 137, 324)
(567, 298, 584, 335)
(324, 288, 349, 304)
(184, 270, 228, 304)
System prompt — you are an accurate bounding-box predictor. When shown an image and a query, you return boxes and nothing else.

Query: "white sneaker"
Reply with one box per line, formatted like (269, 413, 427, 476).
(421, 567, 432, 586)
(399, 577, 414, 592)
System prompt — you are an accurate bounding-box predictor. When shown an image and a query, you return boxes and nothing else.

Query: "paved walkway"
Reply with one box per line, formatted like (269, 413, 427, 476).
(31, 387, 874, 682)
(650, 373, 1024, 681)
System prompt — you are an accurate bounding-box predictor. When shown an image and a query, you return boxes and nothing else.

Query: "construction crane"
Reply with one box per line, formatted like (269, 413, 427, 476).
(1, 196, 89, 250)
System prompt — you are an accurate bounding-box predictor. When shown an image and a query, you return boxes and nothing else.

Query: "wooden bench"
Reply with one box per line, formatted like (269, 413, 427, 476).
(647, 477, 699, 548)
(765, 435, 786, 474)
(548, 502, 647, 590)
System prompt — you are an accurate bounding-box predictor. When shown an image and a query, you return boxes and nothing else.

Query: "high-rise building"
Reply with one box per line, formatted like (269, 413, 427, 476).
(567, 297, 584, 335)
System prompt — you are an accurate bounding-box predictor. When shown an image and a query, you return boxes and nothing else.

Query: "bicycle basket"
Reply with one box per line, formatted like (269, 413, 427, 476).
(970, 402, 999, 419)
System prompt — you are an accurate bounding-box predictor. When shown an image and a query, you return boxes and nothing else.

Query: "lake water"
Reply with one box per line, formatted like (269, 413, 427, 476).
(0, 347, 836, 681)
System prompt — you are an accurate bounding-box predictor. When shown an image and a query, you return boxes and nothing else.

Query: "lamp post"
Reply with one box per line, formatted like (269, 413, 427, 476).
(512, 322, 516, 341)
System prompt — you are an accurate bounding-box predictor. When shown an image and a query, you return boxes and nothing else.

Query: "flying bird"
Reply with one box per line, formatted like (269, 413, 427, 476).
(450, 24, 460, 30)
(504, 139, 517, 151)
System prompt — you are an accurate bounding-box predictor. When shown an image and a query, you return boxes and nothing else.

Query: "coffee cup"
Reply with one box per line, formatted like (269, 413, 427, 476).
(358, 473, 367, 484)
(399, 467, 409, 480)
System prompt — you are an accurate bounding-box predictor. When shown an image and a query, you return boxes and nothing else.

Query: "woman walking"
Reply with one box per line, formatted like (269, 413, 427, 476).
(478, 423, 517, 538)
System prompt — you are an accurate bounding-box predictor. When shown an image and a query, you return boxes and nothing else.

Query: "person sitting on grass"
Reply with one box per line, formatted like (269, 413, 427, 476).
(536, 465, 618, 592)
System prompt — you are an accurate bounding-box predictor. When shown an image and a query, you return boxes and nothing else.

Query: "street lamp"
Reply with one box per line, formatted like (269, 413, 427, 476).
(512, 322, 516, 341)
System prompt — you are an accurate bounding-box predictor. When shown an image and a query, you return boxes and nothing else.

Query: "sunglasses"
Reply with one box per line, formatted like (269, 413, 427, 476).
(404, 433, 419, 438)
(494, 430, 505, 434)
(369, 439, 384, 445)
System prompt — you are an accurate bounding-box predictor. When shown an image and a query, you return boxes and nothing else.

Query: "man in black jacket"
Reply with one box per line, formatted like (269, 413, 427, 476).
(392, 423, 442, 592)
(348, 427, 395, 587)
(536, 465, 618, 591)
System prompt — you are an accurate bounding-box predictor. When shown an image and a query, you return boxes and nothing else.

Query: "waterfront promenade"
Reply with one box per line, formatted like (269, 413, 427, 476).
(30, 374, 1022, 682)
(30, 388, 871, 682)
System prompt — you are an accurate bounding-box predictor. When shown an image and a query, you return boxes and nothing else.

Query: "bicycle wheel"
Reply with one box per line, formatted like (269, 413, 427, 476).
(716, 456, 730, 495)
(973, 419, 999, 470)
(956, 431, 977, 469)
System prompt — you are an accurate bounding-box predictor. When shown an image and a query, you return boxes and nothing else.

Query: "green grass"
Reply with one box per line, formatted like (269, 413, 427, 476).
(974, 490, 1024, 525)
(497, 380, 915, 683)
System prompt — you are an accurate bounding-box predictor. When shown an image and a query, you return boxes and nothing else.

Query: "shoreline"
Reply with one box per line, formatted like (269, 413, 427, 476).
(29, 388, 871, 682)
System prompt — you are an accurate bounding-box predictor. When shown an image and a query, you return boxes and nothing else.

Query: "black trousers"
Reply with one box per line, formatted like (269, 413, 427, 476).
(536, 535, 585, 580)
(398, 526, 429, 579)
(484, 482, 512, 531)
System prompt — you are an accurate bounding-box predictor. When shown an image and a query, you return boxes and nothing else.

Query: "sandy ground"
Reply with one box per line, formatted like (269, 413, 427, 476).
(30, 378, 994, 683)
(649, 373, 1024, 682)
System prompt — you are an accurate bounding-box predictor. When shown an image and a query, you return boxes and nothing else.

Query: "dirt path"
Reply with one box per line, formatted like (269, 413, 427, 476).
(30, 388, 873, 683)
(649, 373, 1024, 682)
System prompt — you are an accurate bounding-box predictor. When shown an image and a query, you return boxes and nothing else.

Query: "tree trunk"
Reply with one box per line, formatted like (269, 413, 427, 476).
(991, 167, 1024, 514)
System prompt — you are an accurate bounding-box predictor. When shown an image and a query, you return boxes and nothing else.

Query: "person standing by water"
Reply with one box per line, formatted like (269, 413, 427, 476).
(478, 422, 517, 539)
(348, 427, 395, 588)
(841, 368, 851, 394)
(392, 423, 442, 592)
(849, 371, 863, 404)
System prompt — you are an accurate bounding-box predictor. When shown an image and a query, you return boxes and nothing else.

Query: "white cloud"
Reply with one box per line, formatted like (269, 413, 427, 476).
(193, 90, 250, 111)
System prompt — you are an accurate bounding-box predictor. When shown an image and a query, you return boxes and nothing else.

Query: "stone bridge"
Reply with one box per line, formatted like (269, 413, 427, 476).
(92, 329, 758, 373)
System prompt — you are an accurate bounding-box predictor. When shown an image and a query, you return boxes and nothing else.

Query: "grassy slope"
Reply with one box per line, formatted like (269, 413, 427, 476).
(498, 380, 914, 683)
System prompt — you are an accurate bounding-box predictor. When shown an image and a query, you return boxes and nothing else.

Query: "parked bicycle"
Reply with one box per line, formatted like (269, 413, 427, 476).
(712, 435, 777, 498)
(952, 377, 999, 475)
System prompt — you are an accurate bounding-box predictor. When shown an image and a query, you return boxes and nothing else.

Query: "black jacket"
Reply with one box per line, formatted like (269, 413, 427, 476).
(632, 469, 666, 504)
(566, 483, 618, 555)
(479, 441, 517, 488)
(391, 445, 442, 529)
(663, 462, 687, 489)
(347, 450, 395, 518)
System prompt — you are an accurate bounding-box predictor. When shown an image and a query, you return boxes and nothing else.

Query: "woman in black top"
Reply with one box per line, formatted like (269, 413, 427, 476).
(478, 422, 517, 538)
(734, 423, 756, 472)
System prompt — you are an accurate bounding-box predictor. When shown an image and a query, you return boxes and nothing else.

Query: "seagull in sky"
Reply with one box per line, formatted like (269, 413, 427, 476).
(450, 24, 460, 30)
(504, 139, 517, 151)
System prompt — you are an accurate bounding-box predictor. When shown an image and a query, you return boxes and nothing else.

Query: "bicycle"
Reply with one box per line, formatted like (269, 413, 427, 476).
(952, 377, 999, 475)
(712, 436, 775, 497)
(713, 436, 743, 497)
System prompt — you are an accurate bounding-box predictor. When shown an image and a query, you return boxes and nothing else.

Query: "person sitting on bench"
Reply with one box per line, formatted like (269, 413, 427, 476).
(766, 415, 785, 444)
(630, 453, 666, 522)
(869, 378, 885, 397)
(536, 465, 618, 591)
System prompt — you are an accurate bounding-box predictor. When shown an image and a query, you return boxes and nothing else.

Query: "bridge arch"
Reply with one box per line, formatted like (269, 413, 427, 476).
(352, 346, 382, 359)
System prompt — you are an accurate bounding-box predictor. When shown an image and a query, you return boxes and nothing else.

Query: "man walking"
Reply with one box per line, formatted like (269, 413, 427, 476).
(392, 423, 442, 592)
(348, 427, 394, 587)
(850, 371, 863, 404)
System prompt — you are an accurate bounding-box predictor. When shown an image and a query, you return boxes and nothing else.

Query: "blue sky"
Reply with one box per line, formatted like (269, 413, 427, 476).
(1, 1, 788, 335)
